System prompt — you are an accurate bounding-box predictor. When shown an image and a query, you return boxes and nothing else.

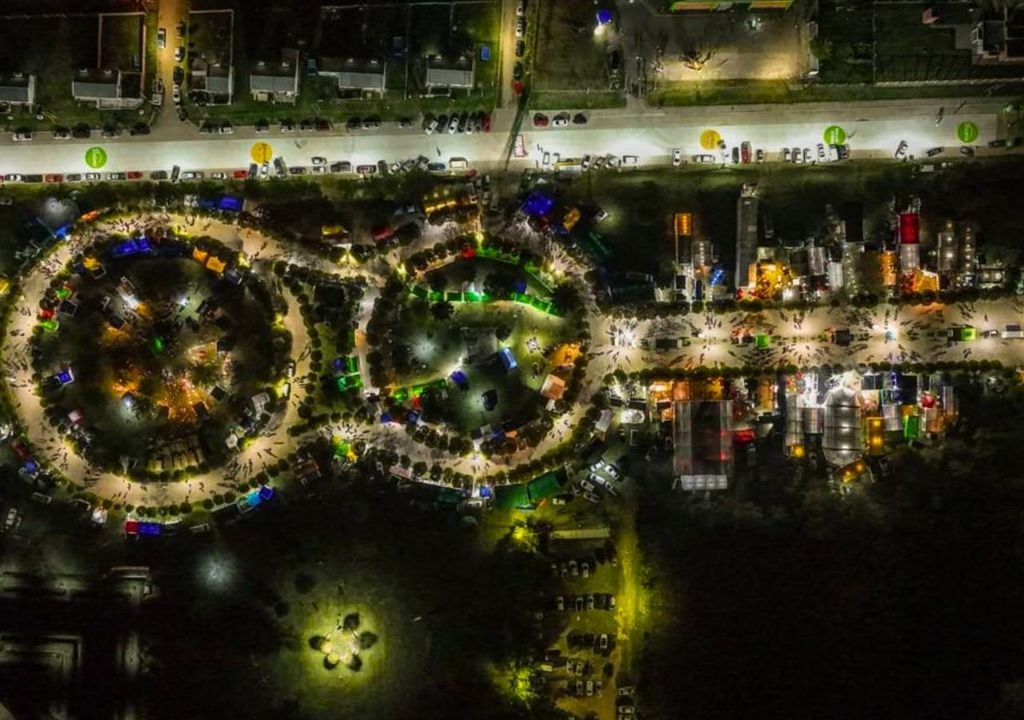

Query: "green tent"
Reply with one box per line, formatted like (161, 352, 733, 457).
(494, 483, 531, 510)
(527, 471, 564, 503)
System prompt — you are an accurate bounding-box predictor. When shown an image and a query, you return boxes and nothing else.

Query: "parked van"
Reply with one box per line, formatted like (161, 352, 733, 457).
(448, 157, 468, 170)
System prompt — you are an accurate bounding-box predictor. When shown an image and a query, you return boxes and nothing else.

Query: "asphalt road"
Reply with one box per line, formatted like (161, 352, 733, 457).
(0, 97, 1007, 176)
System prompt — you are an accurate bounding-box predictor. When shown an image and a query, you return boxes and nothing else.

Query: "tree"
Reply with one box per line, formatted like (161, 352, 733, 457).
(431, 301, 455, 321)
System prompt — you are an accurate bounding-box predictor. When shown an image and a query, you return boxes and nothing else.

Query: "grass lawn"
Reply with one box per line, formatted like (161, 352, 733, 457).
(533, 0, 609, 93)
(99, 13, 144, 71)
(528, 90, 625, 110)
(388, 256, 573, 432)
(189, 9, 233, 67)
(650, 79, 1024, 107)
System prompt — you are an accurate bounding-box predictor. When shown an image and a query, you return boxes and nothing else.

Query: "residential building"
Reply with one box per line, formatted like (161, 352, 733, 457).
(72, 68, 142, 109)
(424, 57, 475, 91)
(923, 5, 1024, 66)
(249, 50, 300, 103)
(0, 72, 36, 106)
(319, 57, 386, 95)
(192, 59, 234, 105)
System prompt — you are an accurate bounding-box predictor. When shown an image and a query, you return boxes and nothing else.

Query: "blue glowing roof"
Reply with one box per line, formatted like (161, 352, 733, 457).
(110, 238, 153, 257)
(499, 347, 518, 371)
(523, 192, 554, 218)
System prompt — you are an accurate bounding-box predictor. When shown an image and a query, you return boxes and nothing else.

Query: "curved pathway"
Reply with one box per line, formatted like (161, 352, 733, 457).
(4, 210, 1024, 507)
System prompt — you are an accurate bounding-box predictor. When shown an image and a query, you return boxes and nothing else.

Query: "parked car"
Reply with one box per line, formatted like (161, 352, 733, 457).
(44, 174, 63, 183)
(515, 40, 526, 57)
(157, 28, 166, 48)
(802, 147, 811, 163)
(311, 156, 327, 165)
(533, 113, 549, 128)
(210, 172, 226, 180)
(895, 140, 909, 160)
(552, 112, 570, 127)
(515, 17, 526, 38)
(741, 141, 752, 164)
(52, 129, 70, 140)
(447, 115, 460, 134)
(181, 171, 203, 180)
(12, 130, 32, 142)
(174, 46, 185, 62)
(817, 143, 826, 161)
(513, 62, 524, 80)
(960, 145, 975, 157)
(424, 117, 439, 135)
(330, 161, 353, 173)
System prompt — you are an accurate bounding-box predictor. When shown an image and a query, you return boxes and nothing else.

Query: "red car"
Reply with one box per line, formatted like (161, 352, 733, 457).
(481, 113, 491, 133)
(533, 113, 548, 128)
(44, 173, 63, 183)
(371, 225, 395, 242)
(232, 169, 248, 179)
(126, 171, 143, 179)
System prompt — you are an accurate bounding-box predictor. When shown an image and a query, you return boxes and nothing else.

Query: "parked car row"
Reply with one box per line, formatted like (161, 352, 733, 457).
(423, 110, 491, 135)
(532, 111, 588, 128)
(553, 593, 616, 612)
(782, 143, 849, 164)
(567, 630, 615, 654)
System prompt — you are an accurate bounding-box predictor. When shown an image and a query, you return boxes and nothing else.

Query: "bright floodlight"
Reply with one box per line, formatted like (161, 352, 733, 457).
(200, 554, 236, 590)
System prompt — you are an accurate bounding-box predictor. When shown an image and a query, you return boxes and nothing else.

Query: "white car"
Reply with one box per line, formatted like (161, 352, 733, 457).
(516, 0, 525, 16)
(515, 17, 525, 38)
(552, 114, 569, 127)
(181, 171, 203, 180)
(817, 143, 826, 162)
(85, 172, 102, 181)
(311, 156, 327, 165)
(693, 154, 714, 164)
(895, 140, 909, 160)
(172, 86, 181, 103)
(174, 46, 185, 62)
(672, 148, 681, 166)
(210, 172, 226, 180)
(581, 154, 591, 171)
(447, 116, 459, 134)
(12, 131, 32, 142)
(4, 174, 22, 182)
(424, 118, 439, 135)
(219, 125, 234, 135)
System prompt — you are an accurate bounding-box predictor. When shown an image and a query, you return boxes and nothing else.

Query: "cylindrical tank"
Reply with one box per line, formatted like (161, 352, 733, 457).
(802, 406, 824, 434)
